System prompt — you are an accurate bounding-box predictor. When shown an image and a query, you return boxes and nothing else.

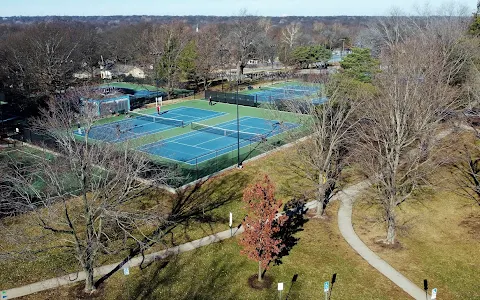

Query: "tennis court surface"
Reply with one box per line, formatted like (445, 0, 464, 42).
(245, 83, 326, 104)
(75, 107, 225, 143)
(138, 116, 299, 165)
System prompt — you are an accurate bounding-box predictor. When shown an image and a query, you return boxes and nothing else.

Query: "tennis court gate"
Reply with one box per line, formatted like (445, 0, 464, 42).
(85, 96, 131, 116)
(205, 90, 258, 107)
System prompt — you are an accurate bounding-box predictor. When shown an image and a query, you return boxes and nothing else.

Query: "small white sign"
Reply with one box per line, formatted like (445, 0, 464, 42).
(229, 212, 233, 227)
(431, 288, 437, 299)
(123, 267, 129, 275)
(278, 282, 283, 291)
(2, 291, 7, 299)
(324, 281, 329, 292)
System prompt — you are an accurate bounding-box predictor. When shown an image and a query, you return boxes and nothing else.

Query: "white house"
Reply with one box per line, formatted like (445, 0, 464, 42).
(100, 70, 112, 80)
(112, 64, 146, 79)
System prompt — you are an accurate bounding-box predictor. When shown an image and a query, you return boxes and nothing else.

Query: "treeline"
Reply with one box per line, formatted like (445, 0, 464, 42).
(0, 15, 373, 28)
(0, 13, 356, 115)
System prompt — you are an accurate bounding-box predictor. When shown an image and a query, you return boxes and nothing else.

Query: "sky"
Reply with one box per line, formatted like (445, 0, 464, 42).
(0, 0, 476, 17)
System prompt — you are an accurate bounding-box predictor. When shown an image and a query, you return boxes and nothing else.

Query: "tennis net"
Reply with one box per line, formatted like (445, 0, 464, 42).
(130, 112, 184, 127)
(265, 87, 316, 95)
(191, 122, 265, 142)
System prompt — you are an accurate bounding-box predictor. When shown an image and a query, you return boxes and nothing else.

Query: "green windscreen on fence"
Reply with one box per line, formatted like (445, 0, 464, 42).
(205, 90, 258, 107)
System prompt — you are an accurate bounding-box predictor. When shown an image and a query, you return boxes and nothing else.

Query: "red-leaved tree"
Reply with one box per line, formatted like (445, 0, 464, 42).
(239, 175, 287, 282)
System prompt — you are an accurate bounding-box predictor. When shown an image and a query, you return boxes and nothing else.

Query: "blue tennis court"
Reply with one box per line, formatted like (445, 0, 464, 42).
(138, 116, 299, 165)
(75, 106, 226, 143)
(248, 83, 321, 103)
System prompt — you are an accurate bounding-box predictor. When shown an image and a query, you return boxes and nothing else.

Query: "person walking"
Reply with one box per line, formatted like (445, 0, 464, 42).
(208, 96, 213, 106)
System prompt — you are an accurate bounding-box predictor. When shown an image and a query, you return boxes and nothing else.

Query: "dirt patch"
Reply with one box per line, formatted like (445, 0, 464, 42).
(459, 212, 480, 239)
(372, 237, 403, 251)
(68, 282, 106, 300)
(306, 208, 332, 221)
(247, 274, 274, 290)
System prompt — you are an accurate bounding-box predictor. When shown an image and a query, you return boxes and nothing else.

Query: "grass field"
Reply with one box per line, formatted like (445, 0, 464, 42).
(0, 143, 407, 300)
(352, 177, 480, 299)
(18, 202, 409, 300)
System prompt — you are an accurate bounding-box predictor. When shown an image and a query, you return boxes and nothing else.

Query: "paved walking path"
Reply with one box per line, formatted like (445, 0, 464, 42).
(2, 181, 428, 300)
(336, 181, 431, 300)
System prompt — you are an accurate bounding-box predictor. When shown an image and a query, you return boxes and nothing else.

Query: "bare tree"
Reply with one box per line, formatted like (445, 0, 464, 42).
(3, 22, 81, 102)
(281, 22, 302, 49)
(0, 89, 173, 293)
(194, 24, 221, 90)
(283, 82, 361, 217)
(146, 22, 192, 98)
(451, 138, 480, 206)
(355, 14, 471, 244)
(228, 11, 261, 77)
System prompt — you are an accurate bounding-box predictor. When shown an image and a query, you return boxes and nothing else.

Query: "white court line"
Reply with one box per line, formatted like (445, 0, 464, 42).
(195, 133, 235, 147)
(167, 141, 213, 152)
(140, 141, 213, 165)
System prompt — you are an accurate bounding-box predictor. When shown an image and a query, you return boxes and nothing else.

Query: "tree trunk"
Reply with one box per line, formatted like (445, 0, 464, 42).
(84, 264, 96, 293)
(386, 208, 396, 244)
(316, 186, 325, 217)
(237, 61, 244, 77)
(258, 261, 263, 282)
(316, 175, 326, 217)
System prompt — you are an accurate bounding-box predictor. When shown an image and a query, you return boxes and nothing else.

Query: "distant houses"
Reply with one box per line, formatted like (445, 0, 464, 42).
(74, 64, 146, 80)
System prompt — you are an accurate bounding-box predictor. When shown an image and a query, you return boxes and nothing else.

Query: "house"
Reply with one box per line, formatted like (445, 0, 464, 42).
(100, 70, 112, 80)
(73, 71, 92, 79)
(112, 64, 146, 79)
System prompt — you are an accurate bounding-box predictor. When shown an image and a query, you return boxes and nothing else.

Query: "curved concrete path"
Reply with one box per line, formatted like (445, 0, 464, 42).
(336, 181, 431, 300)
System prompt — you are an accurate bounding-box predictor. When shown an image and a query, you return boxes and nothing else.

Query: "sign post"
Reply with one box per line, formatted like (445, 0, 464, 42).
(431, 288, 437, 300)
(2, 291, 7, 299)
(278, 282, 283, 300)
(229, 212, 233, 237)
(324, 281, 329, 300)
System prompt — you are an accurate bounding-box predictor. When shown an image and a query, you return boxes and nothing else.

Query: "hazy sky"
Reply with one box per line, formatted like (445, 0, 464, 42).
(1, 0, 476, 17)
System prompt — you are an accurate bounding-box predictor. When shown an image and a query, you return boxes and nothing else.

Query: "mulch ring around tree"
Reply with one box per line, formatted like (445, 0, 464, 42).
(69, 282, 106, 299)
(248, 274, 274, 290)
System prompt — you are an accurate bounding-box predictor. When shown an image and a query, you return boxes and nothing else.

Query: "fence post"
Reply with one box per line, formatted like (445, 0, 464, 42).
(196, 158, 199, 180)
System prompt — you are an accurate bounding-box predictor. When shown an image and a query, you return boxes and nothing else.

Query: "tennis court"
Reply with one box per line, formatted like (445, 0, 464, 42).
(138, 116, 299, 165)
(246, 83, 321, 103)
(76, 106, 226, 143)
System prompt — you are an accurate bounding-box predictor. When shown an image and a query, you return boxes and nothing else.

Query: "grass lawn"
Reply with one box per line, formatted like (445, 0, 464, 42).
(0, 144, 313, 291)
(0, 141, 400, 300)
(19, 202, 409, 300)
(352, 179, 480, 299)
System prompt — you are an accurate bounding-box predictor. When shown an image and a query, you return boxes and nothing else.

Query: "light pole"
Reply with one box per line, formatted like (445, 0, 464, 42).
(339, 38, 346, 57)
(151, 51, 162, 103)
(236, 76, 241, 168)
(219, 48, 228, 92)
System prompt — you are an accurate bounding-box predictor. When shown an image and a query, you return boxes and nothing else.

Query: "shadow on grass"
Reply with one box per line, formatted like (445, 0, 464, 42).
(94, 172, 250, 290)
(121, 242, 261, 300)
(274, 197, 309, 266)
